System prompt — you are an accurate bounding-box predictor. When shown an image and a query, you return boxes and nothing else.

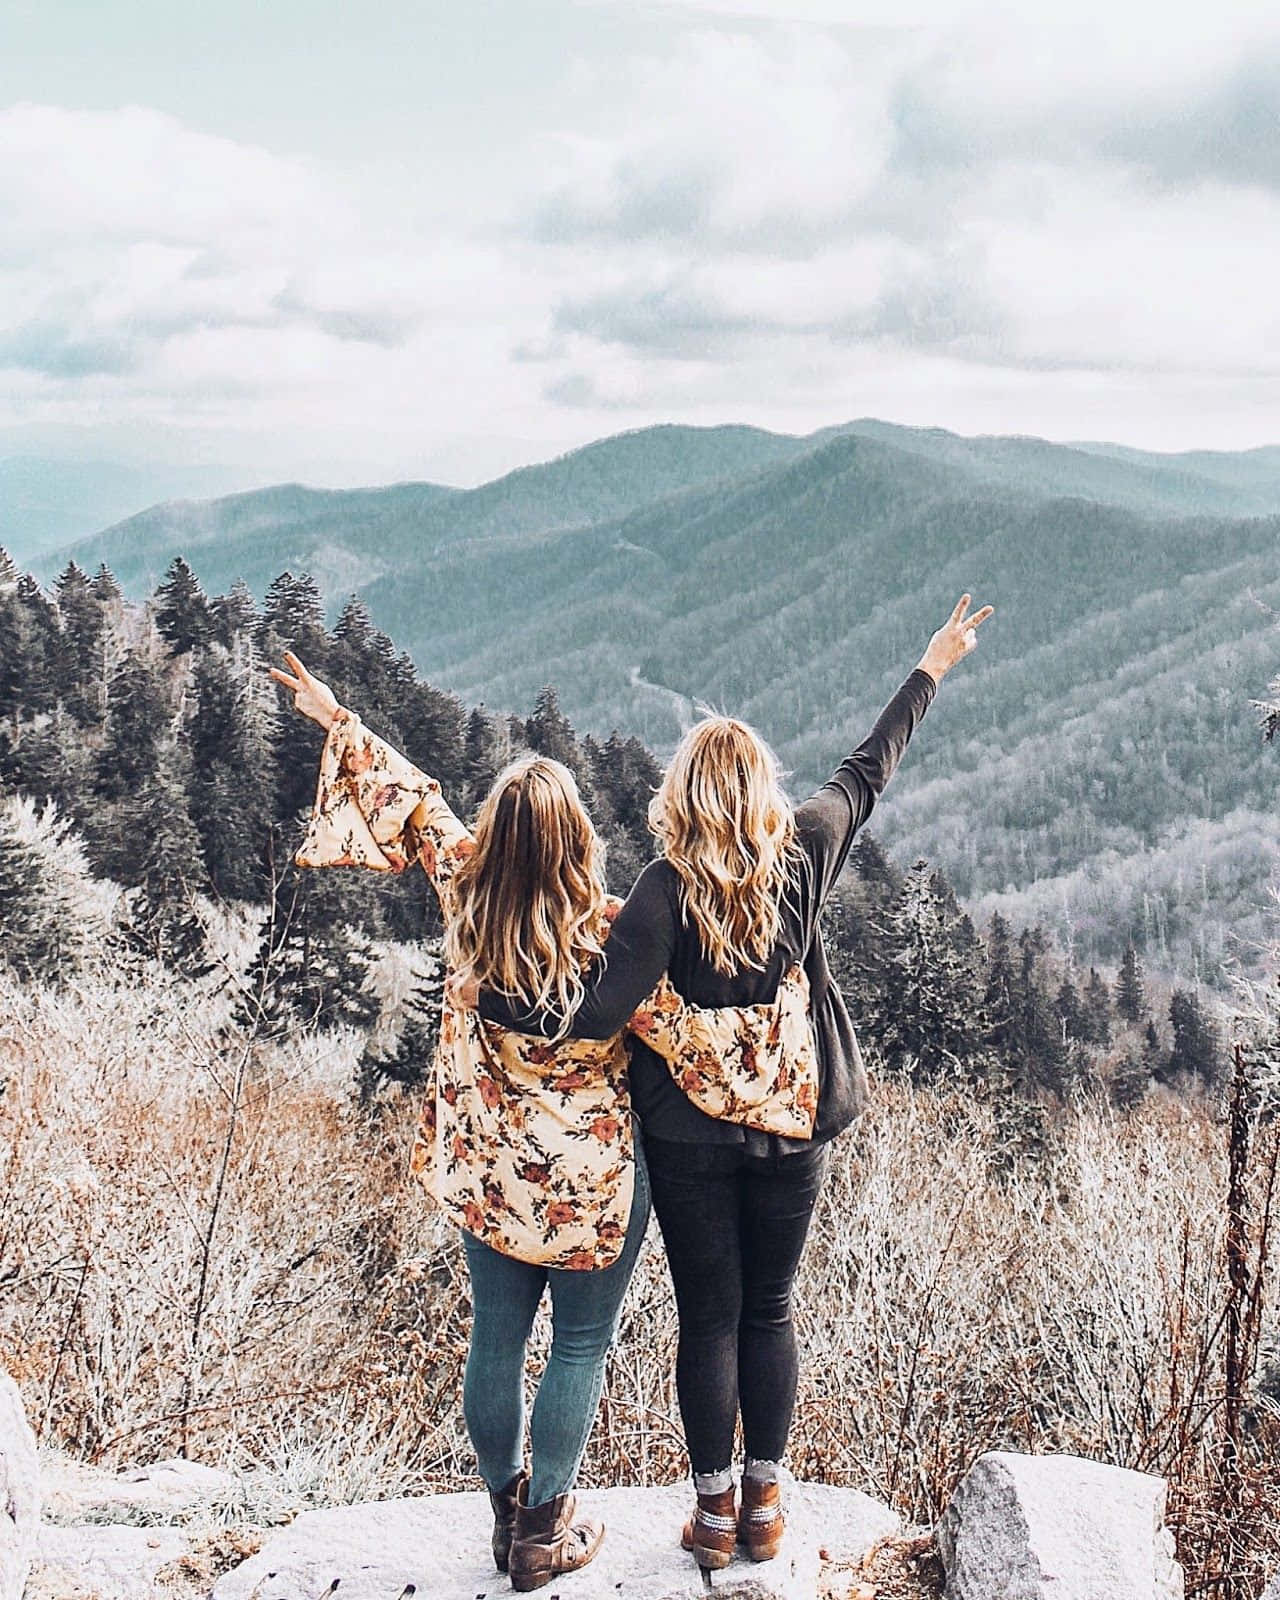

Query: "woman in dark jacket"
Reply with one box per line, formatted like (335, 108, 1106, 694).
(479, 592, 992, 1568)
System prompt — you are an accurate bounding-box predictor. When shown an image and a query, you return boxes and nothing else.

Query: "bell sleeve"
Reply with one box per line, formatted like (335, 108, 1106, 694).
(629, 966, 813, 1076)
(295, 708, 475, 910)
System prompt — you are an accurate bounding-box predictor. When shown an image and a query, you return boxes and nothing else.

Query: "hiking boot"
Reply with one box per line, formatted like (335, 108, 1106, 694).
(680, 1484, 737, 1570)
(739, 1476, 785, 1561)
(488, 1470, 527, 1572)
(508, 1480, 605, 1592)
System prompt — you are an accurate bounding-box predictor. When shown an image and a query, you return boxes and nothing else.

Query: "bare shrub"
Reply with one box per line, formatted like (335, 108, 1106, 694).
(2, 950, 1277, 1590)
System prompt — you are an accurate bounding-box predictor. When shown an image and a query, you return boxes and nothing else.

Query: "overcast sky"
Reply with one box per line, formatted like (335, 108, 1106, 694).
(3, 0, 1280, 487)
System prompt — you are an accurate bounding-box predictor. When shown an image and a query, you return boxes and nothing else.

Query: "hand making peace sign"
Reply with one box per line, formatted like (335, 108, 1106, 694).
(269, 650, 342, 731)
(917, 593, 995, 684)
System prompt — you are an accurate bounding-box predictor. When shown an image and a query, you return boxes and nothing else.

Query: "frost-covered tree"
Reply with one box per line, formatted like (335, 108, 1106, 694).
(877, 858, 990, 1087)
(357, 943, 444, 1100)
(0, 797, 112, 982)
(118, 768, 210, 974)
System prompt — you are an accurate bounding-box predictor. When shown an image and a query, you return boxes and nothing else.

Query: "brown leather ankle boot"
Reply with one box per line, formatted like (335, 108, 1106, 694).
(488, 1470, 527, 1572)
(508, 1480, 605, 1592)
(680, 1484, 738, 1570)
(738, 1476, 785, 1561)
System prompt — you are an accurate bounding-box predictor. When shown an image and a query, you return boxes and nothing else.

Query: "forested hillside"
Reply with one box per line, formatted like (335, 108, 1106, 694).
(0, 548, 1229, 1114)
(29, 419, 1280, 984)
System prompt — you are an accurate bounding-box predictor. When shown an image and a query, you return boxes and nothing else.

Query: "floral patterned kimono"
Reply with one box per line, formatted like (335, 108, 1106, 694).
(297, 709, 817, 1270)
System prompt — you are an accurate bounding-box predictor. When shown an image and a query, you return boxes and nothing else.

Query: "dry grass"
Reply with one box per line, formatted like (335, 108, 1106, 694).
(2, 940, 1277, 1594)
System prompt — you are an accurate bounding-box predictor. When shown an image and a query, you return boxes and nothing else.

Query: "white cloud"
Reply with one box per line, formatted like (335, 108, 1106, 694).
(4, 13, 1280, 486)
(522, 22, 1280, 404)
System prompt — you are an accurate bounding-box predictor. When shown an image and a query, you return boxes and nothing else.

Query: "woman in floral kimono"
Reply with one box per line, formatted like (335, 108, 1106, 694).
(271, 650, 814, 1592)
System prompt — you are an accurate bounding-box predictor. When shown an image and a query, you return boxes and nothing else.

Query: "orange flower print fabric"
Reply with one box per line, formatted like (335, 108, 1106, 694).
(296, 709, 820, 1270)
(631, 966, 819, 1140)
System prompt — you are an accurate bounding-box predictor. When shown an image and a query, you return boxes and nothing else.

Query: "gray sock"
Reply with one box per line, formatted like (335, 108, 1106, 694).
(743, 1457, 781, 1486)
(694, 1467, 734, 1496)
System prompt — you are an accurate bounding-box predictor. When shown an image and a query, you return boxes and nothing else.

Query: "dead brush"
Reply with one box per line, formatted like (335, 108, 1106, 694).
(4, 955, 1280, 1591)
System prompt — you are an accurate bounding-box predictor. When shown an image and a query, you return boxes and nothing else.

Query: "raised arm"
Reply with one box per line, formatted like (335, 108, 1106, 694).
(802, 592, 992, 900)
(271, 651, 473, 908)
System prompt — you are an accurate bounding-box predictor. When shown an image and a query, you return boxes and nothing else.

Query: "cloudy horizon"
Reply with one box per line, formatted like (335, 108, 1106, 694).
(4, 0, 1280, 492)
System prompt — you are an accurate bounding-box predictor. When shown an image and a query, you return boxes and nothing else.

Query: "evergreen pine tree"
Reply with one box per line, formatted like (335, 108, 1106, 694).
(210, 580, 257, 646)
(13, 575, 60, 715)
(1166, 988, 1221, 1087)
(848, 833, 902, 901)
(1110, 1048, 1150, 1112)
(1080, 967, 1114, 1045)
(0, 705, 93, 820)
(333, 592, 374, 649)
(94, 652, 169, 804)
(1142, 1018, 1166, 1082)
(525, 686, 581, 772)
(1014, 926, 1073, 1097)
(53, 561, 105, 723)
(261, 573, 332, 824)
(258, 571, 328, 663)
(330, 596, 393, 722)
(396, 675, 466, 799)
(238, 848, 381, 1037)
(1055, 976, 1082, 1043)
(118, 767, 210, 973)
(823, 834, 903, 1035)
(0, 557, 26, 722)
(89, 564, 122, 604)
(1116, 943, 1147, 1023)
(188, 640, 278, 901)
(460, 705, 503, 811)
(154, 557, 213, 655)
(984, 912, 1017, 1057)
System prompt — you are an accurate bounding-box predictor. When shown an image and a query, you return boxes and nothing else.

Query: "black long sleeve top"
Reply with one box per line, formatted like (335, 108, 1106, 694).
(478, 666, 939, 1155)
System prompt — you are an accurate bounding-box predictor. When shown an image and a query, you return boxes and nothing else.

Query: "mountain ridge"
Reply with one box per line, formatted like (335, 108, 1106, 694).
(20, 417, 1280, 984)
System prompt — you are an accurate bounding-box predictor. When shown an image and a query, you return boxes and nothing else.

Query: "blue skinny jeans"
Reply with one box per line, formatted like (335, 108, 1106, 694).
(461, 1143, 651, 1507)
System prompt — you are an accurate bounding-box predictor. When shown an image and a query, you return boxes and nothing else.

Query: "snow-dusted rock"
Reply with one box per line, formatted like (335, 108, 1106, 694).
(30, 1521, 190, 1599)
(40, 1452, 240, 1523)
(0, 1369, 39, 1600)
(213, 1473, 898, 1600)
(937, 1451, 1184, 1600)
(1261, 1572, 1280, 1600)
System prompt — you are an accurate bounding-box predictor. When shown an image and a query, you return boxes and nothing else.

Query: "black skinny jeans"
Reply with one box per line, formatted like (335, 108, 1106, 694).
(644, 1135, 829, 1475)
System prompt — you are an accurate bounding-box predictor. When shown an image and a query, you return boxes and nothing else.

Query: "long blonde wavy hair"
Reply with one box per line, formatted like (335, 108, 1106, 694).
(446, 755, 609, 1036)
(649, 716, 799, 974)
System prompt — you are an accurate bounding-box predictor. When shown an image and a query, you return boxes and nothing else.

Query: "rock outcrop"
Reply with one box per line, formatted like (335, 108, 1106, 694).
(0, 1368, 39, 1600)
(211, 1475, 900, 1600)
(40, 1454, 240, 1523)
(937, 1451, 1184, 1600)
(29, 1522, 192, 1600)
